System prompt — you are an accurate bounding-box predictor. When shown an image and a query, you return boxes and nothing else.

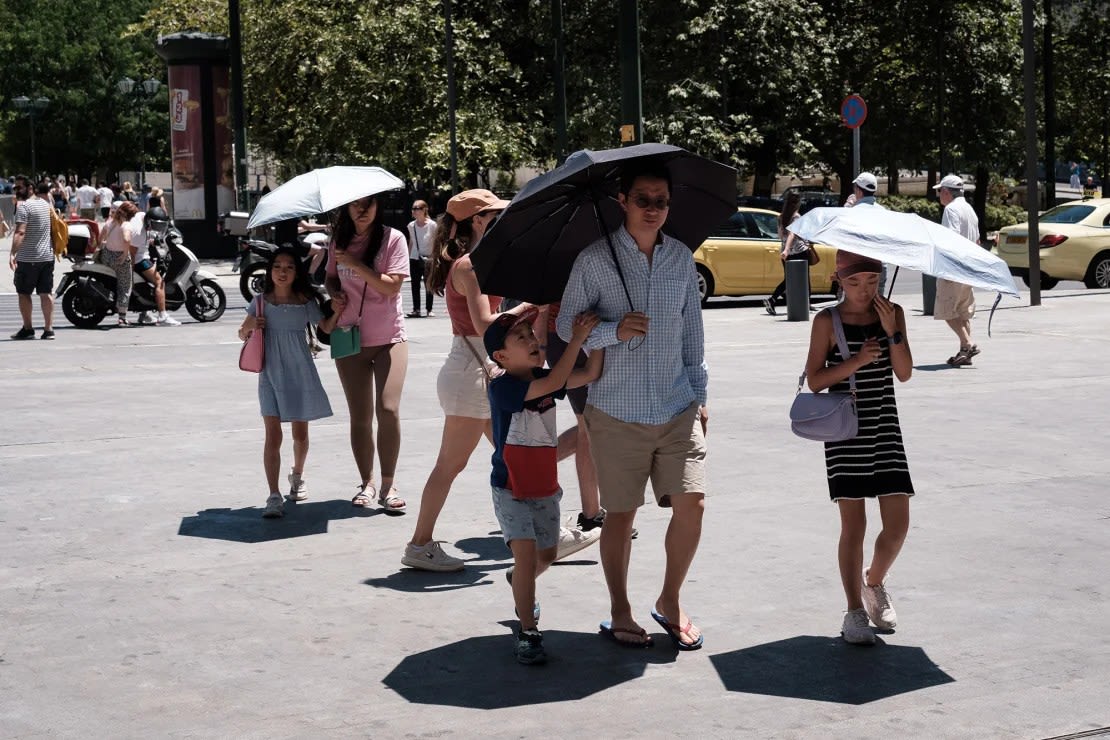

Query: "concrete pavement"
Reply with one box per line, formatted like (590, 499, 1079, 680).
(1, 241, 1109, 738)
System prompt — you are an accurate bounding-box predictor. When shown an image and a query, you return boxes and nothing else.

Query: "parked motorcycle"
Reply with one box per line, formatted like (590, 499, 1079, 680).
(236, 233, 329, 302)
(56, 218, 227, 328)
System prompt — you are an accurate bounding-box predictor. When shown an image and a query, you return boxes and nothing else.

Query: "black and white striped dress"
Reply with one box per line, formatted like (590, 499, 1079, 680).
(824, 319, 914, 501)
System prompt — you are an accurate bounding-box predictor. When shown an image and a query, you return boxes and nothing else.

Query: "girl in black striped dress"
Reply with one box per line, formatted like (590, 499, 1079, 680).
(804, 251, 914, 645)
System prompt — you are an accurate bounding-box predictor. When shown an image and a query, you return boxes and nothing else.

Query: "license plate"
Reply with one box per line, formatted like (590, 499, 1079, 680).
(1005, 235, 1026, 244)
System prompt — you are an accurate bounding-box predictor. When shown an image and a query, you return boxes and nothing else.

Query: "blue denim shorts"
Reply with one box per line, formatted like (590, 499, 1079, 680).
(491, 486, 562, 550)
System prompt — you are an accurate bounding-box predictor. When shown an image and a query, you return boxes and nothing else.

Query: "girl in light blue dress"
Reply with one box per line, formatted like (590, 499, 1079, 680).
(238, 247, 345, 518)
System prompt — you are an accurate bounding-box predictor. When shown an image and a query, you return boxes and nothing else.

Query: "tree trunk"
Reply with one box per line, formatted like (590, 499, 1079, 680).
(973, 165, 989, 245)
(926, 168, 937, 201)
(751, 139, 778, 197)
(887, 164, 900, 195)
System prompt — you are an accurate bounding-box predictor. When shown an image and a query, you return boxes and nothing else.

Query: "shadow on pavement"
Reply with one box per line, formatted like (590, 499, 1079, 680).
(913, 363, 961, 372)
(178, 500, 380, 543)
(383, 625, 677, 708)
(710, 634, 954, 705)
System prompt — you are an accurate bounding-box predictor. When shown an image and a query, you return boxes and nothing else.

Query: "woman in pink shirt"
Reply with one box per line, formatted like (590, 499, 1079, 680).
(326, 195, 410, 513)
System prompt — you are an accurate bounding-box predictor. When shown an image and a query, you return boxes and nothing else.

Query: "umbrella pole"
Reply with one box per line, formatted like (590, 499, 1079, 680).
(886, 266, 899, 300)
(592, 200, 635, 312)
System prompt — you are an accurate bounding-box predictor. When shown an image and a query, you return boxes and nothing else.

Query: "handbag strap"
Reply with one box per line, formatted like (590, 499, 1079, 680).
(797, 306, 857, 395)
(462, 336, 493, 381)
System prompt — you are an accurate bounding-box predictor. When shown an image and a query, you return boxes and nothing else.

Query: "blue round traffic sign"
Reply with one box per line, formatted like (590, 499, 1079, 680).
(840, 94, 867, 129)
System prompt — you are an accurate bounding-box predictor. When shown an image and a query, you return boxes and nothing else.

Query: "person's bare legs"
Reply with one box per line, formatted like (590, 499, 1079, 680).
(290, 421, 309, 476)
(837, 499, 868, 610)
(262, 416, 283, 493)
(17, 294, 33, 330)
(509, 541, 557, 631)
(335, 349, 378, 490)
(371, 342, 408, 497)
(866, 495, 910, 585)
(409, 415, 490, 546)
(654, 492, 705, 645)
(946, 318, 972, 349)
(555, 420, 601, 518)
(600, 508, 648, 642)
(38, 293, 54, 331)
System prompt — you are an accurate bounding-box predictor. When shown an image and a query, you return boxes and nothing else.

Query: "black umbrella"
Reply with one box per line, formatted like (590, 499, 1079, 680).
(472, 143, 737, 305)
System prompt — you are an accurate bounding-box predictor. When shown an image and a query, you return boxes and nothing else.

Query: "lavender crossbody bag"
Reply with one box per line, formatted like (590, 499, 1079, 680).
(789, 307, 858, 442)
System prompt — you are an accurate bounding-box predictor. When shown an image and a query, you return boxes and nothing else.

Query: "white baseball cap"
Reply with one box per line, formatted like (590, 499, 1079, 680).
(852, 172, 877, 192)
(933, 174, 965, 190)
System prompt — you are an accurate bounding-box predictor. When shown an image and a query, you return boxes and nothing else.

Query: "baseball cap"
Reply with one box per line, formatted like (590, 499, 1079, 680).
(483, 307, 539, 358)
(835, 250, 883, 279)
(446, 189, 510, 222)
(851, 172, 878, 193)
(933, 174, 964, 190)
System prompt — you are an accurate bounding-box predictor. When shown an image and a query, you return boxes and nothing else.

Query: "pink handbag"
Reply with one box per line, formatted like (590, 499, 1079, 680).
(239, 297, 265, 372)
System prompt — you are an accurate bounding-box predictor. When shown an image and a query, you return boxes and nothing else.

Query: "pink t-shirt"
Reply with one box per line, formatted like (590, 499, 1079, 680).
(327, 226, 409, 346)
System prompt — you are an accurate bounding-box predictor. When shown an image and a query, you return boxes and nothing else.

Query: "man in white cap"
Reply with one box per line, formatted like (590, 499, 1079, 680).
(933, 174, 980, 366)
(845, 172, 888, 293)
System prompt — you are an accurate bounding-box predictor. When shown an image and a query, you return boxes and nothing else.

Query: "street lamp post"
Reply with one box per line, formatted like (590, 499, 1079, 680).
(12, 95, 50, 178)
(117, 77, 162, 189)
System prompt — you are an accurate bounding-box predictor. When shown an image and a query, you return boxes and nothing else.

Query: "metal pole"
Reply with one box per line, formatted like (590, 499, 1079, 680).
(229, 0, 250, 210)
(1022, 0, 1041, 306)
(618, 0, 643, 146)
(444, 0, 459, 193)
(1044, 0, 1056, 206)
(28, 114, 37, 178)
(552, 0, 568, 165)
(852, 127, 860, 179)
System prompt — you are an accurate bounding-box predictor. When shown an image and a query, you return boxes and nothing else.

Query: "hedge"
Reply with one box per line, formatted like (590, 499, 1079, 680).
(877, 196, 1027, 232)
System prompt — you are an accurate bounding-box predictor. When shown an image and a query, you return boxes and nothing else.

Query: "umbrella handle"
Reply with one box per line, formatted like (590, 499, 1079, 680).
(592, 200, 635, 313)
(886, 265, 899, 300)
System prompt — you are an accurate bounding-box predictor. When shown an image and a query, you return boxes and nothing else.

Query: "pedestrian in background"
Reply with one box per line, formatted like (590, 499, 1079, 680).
(844, 172, 889, 295)
(764, 190, 812, 316)
(803, 251, 914, 645)
(933, 174, 980, 366)
(239, 247, 343, 519)
(75, 179, 99, 220)
(405, 199, 436, 318)
(325, 195, 411, 514)
(97, 182, 114, 221)
(9, 181, 56, 340)
(100, 201, 139, 326)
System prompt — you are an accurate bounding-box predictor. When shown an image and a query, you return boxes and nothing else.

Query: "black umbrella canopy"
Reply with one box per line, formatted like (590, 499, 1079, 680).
(472, 143, 737, 305)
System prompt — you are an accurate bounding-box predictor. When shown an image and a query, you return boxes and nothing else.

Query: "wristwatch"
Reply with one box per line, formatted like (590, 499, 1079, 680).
(887, 331, 904, 346)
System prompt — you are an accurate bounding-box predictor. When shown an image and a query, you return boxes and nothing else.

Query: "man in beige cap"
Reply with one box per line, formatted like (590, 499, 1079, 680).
(933, 174, 980, 366)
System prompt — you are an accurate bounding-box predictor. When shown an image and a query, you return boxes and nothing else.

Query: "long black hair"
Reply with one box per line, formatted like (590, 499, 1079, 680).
(779, 191, 802, 230)
(263, 246, 313, 299)
(332, 195, 385, 267)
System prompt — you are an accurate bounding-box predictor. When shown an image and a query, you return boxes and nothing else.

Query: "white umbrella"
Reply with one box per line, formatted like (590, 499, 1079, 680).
(246, 166, 404, 229)
(789, 206, 1020, 297)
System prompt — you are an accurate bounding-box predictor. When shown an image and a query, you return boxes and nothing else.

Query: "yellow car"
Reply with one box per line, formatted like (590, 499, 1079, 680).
(694, 207, 838, 304)
(994, 198, 1110, 289)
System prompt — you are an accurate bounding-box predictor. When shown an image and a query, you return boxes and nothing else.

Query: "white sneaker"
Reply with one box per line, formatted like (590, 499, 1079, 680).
(841, 608, 876, 645)
(401, 541, 465, 572)
(554, 526, 600, 562)
(287, 472, 308, 501)
(137, 311, 155, 325)
(862, 568, 898, 629)
(262, 493, 284, 519)
(156, 314, 181, 326)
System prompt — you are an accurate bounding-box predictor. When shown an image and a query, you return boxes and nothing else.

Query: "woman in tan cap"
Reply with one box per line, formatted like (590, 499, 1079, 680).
(401, 188, 534, 571)
(803, 250, 915, 646)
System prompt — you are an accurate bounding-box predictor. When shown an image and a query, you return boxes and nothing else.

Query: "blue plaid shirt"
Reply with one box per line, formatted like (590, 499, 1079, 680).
(557, 225, 708, 425)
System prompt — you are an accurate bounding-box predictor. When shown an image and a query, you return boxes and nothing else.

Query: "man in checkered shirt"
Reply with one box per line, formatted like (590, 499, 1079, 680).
(556, 162, 708, 650)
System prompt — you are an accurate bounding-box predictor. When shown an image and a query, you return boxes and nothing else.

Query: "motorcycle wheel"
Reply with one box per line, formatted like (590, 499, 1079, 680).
(185, 279, 227, 322)
(62, 288, 109, 329)
(239, 263, 267, 302)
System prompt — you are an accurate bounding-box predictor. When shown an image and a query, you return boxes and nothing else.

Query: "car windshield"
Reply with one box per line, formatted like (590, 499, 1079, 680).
(1040, 204, 1094, 224)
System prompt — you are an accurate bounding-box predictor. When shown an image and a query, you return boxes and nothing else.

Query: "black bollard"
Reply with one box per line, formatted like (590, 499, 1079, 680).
(785, 259, 811, 322)
(922, 274, 937, 316)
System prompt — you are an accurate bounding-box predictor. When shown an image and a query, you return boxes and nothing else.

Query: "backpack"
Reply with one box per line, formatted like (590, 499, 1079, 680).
(50, 207, 69, 260)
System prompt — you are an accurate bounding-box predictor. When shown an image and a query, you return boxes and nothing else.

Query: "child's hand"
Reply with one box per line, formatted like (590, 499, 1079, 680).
(873, 295, 897, 336)
(571, 311, 600, 342)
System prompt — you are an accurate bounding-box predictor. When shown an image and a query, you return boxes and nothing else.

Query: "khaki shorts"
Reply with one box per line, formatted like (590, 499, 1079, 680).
(934, 278, 975, 321)
(437, 336, 494, 419)
(583, 402, 707, 512)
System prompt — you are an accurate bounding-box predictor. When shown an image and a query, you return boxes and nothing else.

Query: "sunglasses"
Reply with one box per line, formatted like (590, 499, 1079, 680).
(630, 195, 670, 211)
(411, 206, 426, 211)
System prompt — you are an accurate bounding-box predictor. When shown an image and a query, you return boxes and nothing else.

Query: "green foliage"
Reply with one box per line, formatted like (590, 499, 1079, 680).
(984, 203, 1027, 232)
(877, 195, 943, 222)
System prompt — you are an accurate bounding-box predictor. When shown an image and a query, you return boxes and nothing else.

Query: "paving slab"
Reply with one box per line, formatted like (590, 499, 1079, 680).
(1, 237, 1108, 738)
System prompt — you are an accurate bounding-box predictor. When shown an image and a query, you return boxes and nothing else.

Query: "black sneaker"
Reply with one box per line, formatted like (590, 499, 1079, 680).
(40, 330, 55, 340)
(515, 629, 547, 665)
(11, 327, 35, 340)
(577, 509, 638, 539)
